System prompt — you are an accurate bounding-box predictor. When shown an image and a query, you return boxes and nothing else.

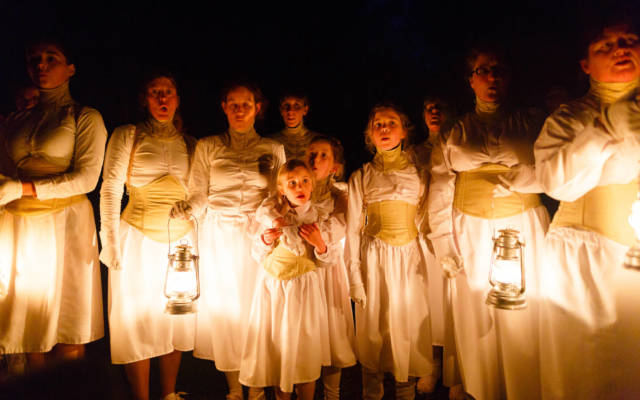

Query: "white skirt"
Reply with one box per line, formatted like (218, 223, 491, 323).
(193, 212, 261, 371)
(355, 236, 433, 381)
(421, 236, 445, 346)
(316, 255, 356, 368)
(239, 268, 331, 392)
(539, 227, 640, 400)
(451, 206, 549, 400)
(108, 220, 195, 364)
(0, 199, 104, 353)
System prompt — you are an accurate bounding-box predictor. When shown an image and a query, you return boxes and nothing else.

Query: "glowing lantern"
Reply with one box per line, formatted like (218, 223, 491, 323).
(485, 228, 527, 310)
(164, 218, 200, 314)
(624, 199, 640, 270)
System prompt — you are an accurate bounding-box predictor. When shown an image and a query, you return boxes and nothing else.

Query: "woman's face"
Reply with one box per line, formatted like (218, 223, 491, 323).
(370, 109, 407, 152)
(279, 166, 313, 207)
(468, 53, 510, 102)
(280, 96, 309, 128)
(306, 141, 336, 180)
(145, 77, 179, 122)
(26, 43, 75, 89)
(423, 101, 446, 133)
(581, 26, 640, 83)
(222, 86, 261, 132)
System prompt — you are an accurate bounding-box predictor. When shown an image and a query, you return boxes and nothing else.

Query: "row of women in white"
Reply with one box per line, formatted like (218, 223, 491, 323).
(2, 19, 640, 400)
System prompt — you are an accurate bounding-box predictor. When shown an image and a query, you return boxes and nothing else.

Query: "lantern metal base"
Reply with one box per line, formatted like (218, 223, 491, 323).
(165, 301, 196, 315)
(624, 245, 640, 271)
(486, 288, 527, 310)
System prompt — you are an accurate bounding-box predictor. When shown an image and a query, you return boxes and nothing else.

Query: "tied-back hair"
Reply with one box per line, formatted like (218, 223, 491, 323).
(309, 135, 345, 181)
(138, 70, 184, 133)
(25, 36, 75, 65)
(363, 103, 414, 154)
(465, 43, 509, 77)
(279, 89, 310, 108)
(275, 159, 315, 215)
(220, 80, 268, 120)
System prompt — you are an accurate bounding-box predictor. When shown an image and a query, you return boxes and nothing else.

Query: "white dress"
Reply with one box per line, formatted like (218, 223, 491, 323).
(187, 130, 285, 371)
(240, 200, 332, 392)
(270, 124, 318, 160)
(99, 122, 196, 364)
(345, 152, 434, 382)
(0, 83, 106, 353)
(428, 109, 549, 400)
(534, 89, 640, 399)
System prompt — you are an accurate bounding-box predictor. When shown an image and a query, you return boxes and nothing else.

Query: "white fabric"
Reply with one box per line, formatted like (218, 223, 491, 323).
(0, 86, 106, 353)
(99, 124, 194, 363)
(534, 90, 640, 399)
(0, 178, 22, 206)
(188, 133, 285, 370)
(240, 200, 331, 392)
(270, 125, 318, 160)
(429, 109, 548, 399)
(345, 158, 433, 381)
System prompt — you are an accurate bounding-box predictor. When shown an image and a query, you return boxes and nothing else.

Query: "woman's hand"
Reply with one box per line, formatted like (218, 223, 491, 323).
(261, 228, 282, 245)
(350, 284, 367, 308)
(0, 176, 23, 206)
(170, 200, 192, 219)
(299, 223, 327, 254)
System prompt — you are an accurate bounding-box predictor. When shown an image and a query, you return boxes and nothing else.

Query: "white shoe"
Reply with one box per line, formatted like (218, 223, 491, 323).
(163, 392, 188, 400)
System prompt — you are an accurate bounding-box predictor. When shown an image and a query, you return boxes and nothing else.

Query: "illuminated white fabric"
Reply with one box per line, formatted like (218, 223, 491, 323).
(240, 199, 331, 392)
(99, 123, 195, 363)
(534, 88, 640, 399)
(0, 83, 106, 353)
(345, 154, 434, 381)
(270, 124, 318, 160)
(187, 132, 285, 370)
(428, 109, 549, 399)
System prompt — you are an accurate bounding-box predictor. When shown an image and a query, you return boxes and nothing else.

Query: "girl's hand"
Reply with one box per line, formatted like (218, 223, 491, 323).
(170, 200, 192, 219)
(261, 228, 282, 245)
(272, 217, 286, 229)
(299, 223, 327, 254)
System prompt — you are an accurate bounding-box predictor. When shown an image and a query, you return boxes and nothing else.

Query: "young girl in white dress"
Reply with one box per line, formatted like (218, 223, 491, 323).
(240, 159, 332, 400)
(345, 104, 434, 400)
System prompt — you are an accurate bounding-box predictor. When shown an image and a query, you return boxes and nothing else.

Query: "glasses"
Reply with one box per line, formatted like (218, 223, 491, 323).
(471, 65, 510, 78)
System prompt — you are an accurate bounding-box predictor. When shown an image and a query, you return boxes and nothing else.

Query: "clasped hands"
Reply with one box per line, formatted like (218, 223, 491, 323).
(262, 217, 327, 254)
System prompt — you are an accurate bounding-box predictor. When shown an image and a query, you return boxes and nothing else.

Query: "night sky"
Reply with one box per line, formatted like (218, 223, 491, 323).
(1, 0, 639, 172)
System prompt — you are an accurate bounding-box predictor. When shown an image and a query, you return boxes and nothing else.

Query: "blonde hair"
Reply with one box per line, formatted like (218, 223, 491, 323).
(275, 159, 315, 213)
(363, 103, 413, 154)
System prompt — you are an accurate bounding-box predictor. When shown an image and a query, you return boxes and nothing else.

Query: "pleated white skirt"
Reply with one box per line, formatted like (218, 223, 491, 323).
(539, 227, 640, 400)
(239, 268, 331, 392)
(450, 206, 548, 400)
(108, 220, 195, 364)
(0, 199, 104, 353)
(355, 235, 434, 382)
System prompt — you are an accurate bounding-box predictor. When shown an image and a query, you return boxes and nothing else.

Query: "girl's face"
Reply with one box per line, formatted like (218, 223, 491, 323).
(26, 43, 75, 89)
(280, 96, 308, 128)
(279, 166, 313, 207)
(370, 109, 407, 151)
(423, 101, 446, 133)
(222, 86, 261, 132)
(306, 141, 336, 180)
(145, 77, 179, 122)
(468, 53, 509, 102)
(581, 26, 640, 83)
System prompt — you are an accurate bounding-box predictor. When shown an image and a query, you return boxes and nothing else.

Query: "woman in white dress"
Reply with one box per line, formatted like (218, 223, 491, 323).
(428, 46, 549, 400)
(0, 39, 106, 368)
(171, 83, 285, 400)
(534, 21, 640, 399)
(100, 72, 195, 400)
(271, 91, 317, 160)
(345, 104, 434, 400)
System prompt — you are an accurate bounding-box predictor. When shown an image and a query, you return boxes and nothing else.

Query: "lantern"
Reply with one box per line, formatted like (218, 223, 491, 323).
(164, 218, 200, 314)
(624, 199, 640, 270)
(486, 228, 527, 310)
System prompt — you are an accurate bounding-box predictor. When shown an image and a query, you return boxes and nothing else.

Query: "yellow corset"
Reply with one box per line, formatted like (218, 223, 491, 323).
(364, 200, 418, 246)
(5, 194, 86, 216)
(454, 164, 541, 219)
(551, 180, 637, 246)
(263, 243, 316, 280)
(122, 174, 193, 242)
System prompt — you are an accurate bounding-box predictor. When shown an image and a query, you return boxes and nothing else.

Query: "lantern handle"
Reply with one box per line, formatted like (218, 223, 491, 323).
(167, 215, 199, 256)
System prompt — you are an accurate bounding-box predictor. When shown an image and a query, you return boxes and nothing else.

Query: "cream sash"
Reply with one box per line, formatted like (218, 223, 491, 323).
(552, 180, 637, 246)
(454, 164, 541, 219)
(122, 174, 193, 242)
(263, 243, 316, 280)
(5, 194, 86, 216)
(365, 200, 418, 246)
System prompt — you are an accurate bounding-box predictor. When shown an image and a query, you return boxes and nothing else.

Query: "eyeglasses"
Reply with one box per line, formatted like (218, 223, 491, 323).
(471, 65, 510, 78)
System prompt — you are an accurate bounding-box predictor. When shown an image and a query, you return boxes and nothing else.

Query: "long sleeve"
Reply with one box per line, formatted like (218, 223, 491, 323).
(33, 107, 107, 200)
(344, 169, 365, 289)
(427, 135, 461, 263)
(99, 126, 135, 245)
(535, 98, 640, 202)
(186, 139, 211, 217)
